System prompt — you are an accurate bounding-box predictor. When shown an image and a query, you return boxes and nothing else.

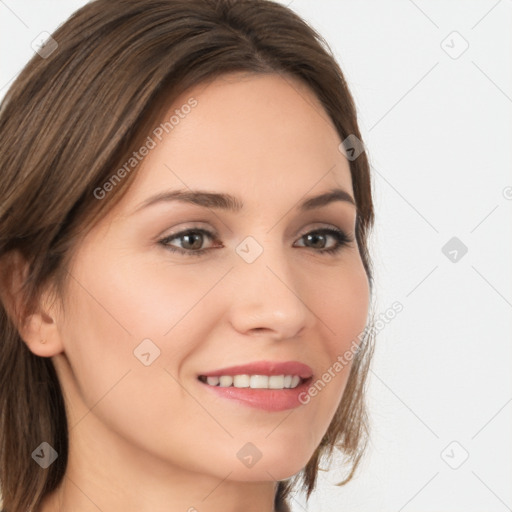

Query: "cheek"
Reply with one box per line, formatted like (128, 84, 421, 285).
(60, 252, 227, 409)
(59, 261, 218, 464)
(299, 260, 369, 426)
(67, 251, 221, 349)
(316, 258, 370, 355)
(87, 253, 214, 336)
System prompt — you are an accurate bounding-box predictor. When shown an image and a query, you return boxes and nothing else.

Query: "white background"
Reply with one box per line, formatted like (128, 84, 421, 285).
(1, 1, 511, 511)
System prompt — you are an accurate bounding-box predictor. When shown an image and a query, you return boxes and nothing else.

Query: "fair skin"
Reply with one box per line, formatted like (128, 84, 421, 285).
(11, 72, 369, 511)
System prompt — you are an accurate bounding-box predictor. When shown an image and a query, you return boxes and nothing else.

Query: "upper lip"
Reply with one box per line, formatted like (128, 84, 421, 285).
(198, 360, 313, 379)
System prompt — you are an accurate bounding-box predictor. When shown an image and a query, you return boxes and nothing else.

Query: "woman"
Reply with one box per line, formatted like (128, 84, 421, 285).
(0, 0, 376, 510)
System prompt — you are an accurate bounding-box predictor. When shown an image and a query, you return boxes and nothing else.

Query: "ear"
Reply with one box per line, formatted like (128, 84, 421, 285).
(0, 249, 64, 357)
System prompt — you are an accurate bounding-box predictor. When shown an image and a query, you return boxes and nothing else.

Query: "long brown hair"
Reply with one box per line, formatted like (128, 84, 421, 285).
(0, 0, 375, 510)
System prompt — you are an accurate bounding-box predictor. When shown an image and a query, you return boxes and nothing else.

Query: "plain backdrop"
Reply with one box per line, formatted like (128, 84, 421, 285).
(1, 1, 511, 511)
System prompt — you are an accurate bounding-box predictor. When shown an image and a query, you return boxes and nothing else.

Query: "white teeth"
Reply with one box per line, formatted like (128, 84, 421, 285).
(219, 376, 233, 387)
(250, 375, 269, 388)
(233, 374, 250, 387)
(206, 376, 220, 386)
(268, 375, 284, 389)
(202, 374, 303, 390)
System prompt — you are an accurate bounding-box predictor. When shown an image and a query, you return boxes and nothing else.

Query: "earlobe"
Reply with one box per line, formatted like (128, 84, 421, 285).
(21, 311, 63, 358)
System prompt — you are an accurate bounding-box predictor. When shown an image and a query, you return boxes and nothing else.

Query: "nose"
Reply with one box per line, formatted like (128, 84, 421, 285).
(226, 242, 314, 340)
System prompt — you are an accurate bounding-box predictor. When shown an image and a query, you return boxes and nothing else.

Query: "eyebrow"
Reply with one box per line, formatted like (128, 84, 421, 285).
(131, 187, 356, 215)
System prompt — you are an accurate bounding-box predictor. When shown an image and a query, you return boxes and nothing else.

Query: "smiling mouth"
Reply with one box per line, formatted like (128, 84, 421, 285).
(197, 374, 310, 390)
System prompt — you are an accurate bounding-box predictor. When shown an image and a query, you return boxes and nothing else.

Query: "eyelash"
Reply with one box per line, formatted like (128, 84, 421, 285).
(158, 227, 354, 257)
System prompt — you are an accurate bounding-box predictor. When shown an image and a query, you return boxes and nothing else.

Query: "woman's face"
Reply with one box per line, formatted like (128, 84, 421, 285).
(52, 72, 370, 483)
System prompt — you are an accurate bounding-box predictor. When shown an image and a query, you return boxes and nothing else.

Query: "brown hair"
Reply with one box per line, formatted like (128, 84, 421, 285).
(0, 0, 375, 510)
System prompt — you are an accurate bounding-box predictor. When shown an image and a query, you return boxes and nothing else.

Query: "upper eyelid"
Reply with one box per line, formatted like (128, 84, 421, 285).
(159, 226, 217, 242)
(159, 223, 347, 238)
(159, 218, 351, 236)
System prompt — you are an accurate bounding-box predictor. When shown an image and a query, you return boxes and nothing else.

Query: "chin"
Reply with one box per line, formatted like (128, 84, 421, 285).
(223, 442, 314, 482)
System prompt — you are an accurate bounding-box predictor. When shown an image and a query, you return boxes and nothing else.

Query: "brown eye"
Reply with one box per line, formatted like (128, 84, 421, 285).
(159, 228, 217, 256)
(294, 228, 353, 255)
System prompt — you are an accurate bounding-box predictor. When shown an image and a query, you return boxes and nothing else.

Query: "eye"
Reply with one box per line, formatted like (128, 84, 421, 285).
(158, 227, 354, 257)
(159, 228, 217, 257)
(293, 228, 353, 255)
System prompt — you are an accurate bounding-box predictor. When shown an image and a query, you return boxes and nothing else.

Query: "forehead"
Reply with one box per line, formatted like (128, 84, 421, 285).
(113, 72, 352, 215)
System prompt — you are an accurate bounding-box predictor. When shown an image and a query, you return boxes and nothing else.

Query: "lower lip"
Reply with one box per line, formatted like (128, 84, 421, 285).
(198, 378, 312, 412)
